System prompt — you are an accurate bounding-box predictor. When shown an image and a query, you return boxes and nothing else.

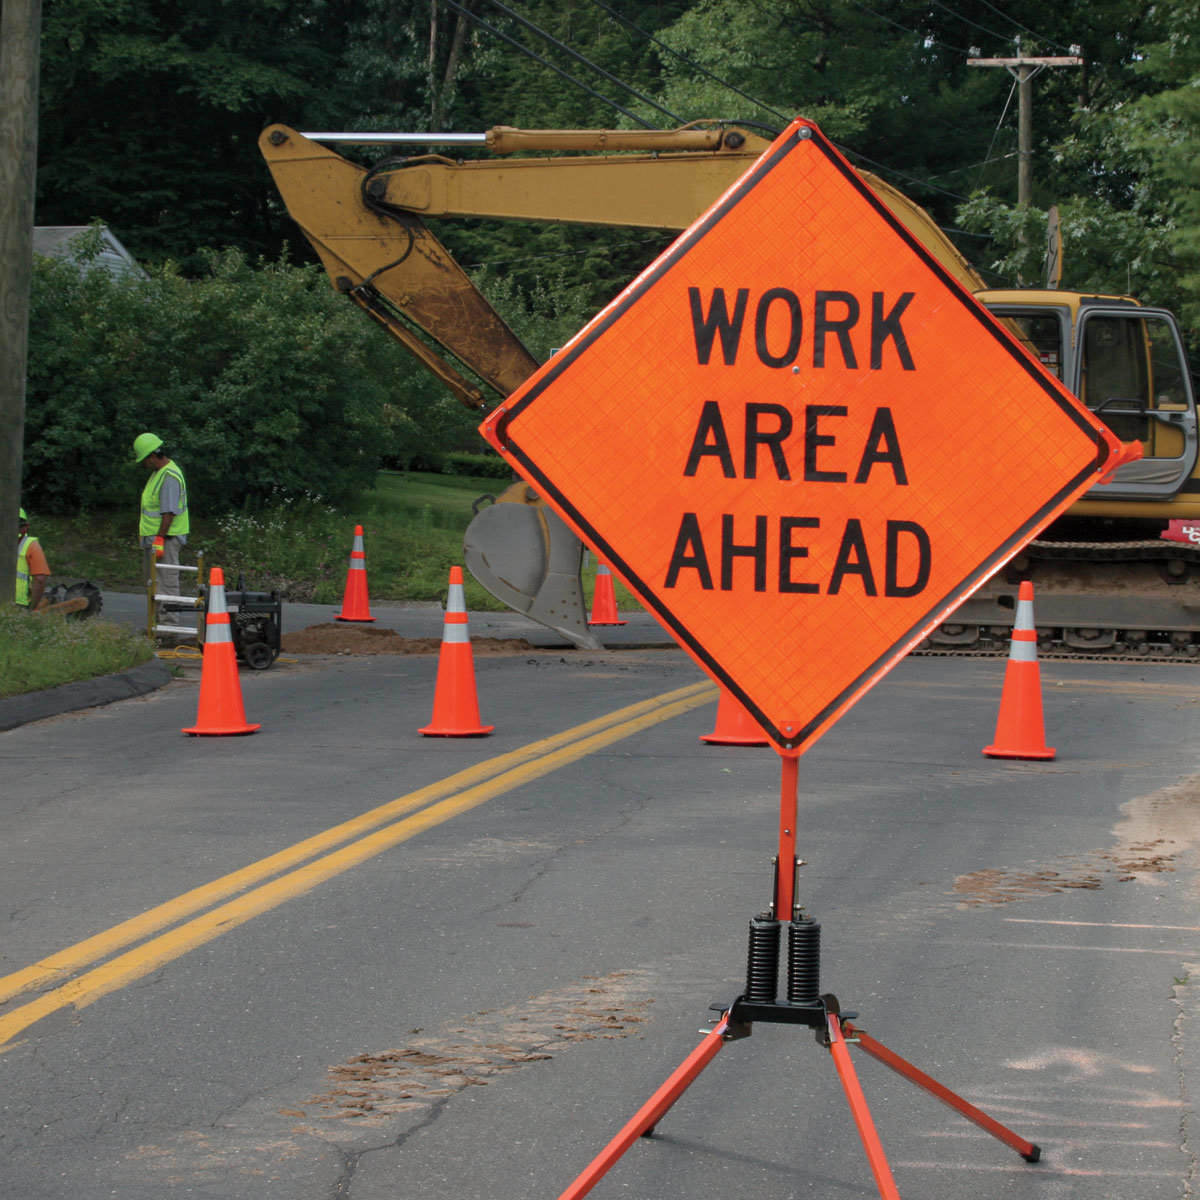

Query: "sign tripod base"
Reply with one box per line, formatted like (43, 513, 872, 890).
(556, 755, 1041, 1200)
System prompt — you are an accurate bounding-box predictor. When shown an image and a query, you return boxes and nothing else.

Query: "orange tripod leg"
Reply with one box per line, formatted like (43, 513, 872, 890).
(843, 1022, 1041, 1162)
(556, 1017, 732, 1200)
(826, 1015, 903, 1200)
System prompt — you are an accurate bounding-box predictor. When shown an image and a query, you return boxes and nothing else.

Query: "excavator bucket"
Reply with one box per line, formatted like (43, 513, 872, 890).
(464, 483, 602, 651)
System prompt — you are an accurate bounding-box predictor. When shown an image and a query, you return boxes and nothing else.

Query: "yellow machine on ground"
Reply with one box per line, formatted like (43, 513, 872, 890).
(260, 122, 1199, 656)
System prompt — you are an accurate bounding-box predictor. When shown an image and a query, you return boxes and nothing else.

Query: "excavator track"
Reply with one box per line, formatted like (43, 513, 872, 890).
(920, 538, 1200, 661)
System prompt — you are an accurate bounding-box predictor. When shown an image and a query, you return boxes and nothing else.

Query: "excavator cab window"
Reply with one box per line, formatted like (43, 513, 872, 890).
(1004, 312, 1064, 379)
(983, 305, 1068, 381)
(1080, 315, 1151, 442)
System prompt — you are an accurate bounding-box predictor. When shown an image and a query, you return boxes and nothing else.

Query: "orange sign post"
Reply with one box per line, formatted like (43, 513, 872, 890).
(482, 118, 1126, 1198)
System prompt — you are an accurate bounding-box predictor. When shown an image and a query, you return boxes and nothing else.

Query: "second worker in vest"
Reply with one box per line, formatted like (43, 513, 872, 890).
(16, 507, 51, 610)
(133, 433, 190, 628)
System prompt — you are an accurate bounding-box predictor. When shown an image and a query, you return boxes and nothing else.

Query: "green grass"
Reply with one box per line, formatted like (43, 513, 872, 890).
(26, 470, 644, 614)
(0, 608, 155, 698)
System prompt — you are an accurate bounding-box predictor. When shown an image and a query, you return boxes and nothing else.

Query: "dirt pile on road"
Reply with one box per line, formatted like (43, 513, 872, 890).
(281, 622, 534, 656)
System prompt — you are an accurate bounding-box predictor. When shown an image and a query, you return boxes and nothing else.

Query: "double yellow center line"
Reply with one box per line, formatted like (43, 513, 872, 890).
(0, 680, 716, 1050)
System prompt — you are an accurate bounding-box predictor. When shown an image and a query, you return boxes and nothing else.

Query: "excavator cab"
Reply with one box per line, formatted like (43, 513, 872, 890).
(982, 293, 1198, 504)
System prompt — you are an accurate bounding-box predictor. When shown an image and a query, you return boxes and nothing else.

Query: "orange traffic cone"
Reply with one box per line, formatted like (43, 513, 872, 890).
(700, 686, 769, 746)
(589, 561, 627, 626)
(183, 567, 261, 736)
(419, 566, 494, 737)
(334, 525, 376, 622)
(983, 581, 1055, 760)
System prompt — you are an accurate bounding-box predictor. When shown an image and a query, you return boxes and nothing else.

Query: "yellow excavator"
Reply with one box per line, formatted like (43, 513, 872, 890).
(260, 122, 1199, 657)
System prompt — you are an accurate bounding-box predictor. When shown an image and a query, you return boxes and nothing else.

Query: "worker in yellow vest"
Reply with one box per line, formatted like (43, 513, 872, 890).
(15, 507, 51, 609)
(133, 433, 190, 627)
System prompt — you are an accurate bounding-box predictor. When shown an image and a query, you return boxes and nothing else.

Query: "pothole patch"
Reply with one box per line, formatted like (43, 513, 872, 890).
(952, 774, 1199, 907)
(302, 968, 654, 1125)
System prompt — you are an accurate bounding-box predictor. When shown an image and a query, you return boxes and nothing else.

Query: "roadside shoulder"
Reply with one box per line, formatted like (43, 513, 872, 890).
(0, 658, 174, 732)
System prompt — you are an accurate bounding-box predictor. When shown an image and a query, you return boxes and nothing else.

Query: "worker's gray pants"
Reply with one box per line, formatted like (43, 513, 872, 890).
(144, 537, 183, 626)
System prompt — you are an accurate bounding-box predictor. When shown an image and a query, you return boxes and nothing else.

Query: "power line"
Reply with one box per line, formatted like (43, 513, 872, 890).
(588, 0, 791, 130)
(460, 0, 975, 208)
(928, 0, 1014, 47)
(972, 0, 1075, 55)
(440, 0, 657, 129)
(839, 144, 971, 203)
(848, 0, 974, 57)
(924, 149, 1018, 184)
(474, 0, 685, 127)
(589, 0, 971, 203)
(974, 76, 1018, 191)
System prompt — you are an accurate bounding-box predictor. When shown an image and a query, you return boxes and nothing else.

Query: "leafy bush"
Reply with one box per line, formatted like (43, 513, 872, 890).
(23, 237, 467, 515)
(203, 487, 350, 601)
(442, 451, 512, 479)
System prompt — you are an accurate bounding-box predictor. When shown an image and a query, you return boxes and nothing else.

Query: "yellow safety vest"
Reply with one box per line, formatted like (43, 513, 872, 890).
(15, 534, 38, 606)
(140, 461, 190, 538)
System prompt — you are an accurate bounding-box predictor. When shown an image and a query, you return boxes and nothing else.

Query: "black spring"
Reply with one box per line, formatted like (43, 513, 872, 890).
(786, 918, 821, 1005)
(745, 916, 781, 1003)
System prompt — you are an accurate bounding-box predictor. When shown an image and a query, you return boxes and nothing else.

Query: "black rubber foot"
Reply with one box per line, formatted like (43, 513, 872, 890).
(1022, 1144, 1042, 1163)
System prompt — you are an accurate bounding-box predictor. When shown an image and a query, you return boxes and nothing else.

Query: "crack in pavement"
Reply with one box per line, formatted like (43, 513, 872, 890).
(112, 967, 657, 1195)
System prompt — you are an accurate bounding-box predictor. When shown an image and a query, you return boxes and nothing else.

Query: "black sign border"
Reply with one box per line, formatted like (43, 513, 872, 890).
(494, 120, 1111, 753)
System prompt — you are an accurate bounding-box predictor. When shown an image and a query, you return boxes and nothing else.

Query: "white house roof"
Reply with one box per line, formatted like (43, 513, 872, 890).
(33, 225, 146, 278)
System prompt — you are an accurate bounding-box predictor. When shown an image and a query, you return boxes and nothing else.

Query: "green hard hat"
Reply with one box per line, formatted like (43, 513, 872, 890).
(19, 507, 27, 521)
(133, 432, 163, 463)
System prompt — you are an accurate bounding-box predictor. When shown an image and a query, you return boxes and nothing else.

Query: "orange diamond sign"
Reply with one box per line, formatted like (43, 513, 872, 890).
(480, 119, 1125, 754)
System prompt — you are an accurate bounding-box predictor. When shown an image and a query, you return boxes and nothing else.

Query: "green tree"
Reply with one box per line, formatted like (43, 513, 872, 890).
(955, 0, 1199, 344)
(23, 236, 452, 513)
(1121, 0, 1200, 334)
(650, 1, 1007, 222)
(37, 0, 354, 269)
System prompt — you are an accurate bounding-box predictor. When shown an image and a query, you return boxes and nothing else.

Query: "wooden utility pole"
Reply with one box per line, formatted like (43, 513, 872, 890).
(0, 0, 43, 606)
(968, 44, 1083, 209)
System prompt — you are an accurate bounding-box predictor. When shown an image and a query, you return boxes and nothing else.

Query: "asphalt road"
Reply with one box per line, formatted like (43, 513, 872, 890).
(2, 638, 1197, 1199)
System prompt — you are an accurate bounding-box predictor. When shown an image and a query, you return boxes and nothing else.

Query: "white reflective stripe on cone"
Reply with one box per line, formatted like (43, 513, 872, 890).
(1008, 637, 1039, 663)
(1014, 597, 1035, 630)
(348, 558, 366, 570)
(205, 621, 234, 645)
(447, 582, 466, 612)
(442, 622, 470, 644)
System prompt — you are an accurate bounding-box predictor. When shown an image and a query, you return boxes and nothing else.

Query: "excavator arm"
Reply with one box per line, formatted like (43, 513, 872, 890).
(259, 122, 985, 403)
(260, 126, 539, 409)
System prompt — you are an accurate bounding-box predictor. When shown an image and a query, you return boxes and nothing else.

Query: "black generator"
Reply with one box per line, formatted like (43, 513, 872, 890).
(205, 581, 282, 670)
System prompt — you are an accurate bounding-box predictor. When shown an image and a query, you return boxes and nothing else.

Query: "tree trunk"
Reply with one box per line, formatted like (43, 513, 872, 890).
(431, 0, 472, 130)
(0, 0, 43, 605)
